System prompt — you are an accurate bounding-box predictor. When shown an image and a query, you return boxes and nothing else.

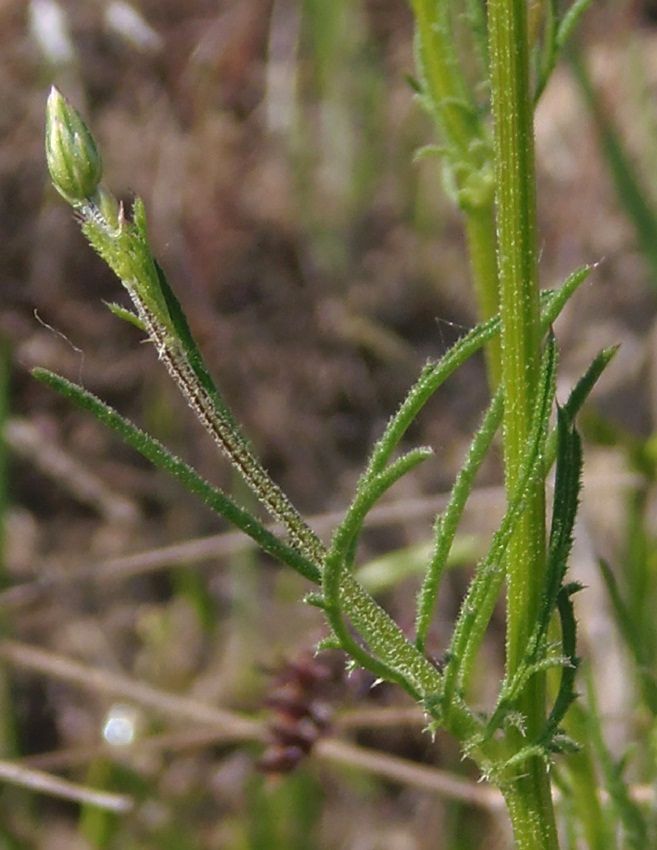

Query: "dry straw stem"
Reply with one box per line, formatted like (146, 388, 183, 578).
(20, 730, 504, 812)
(0, 639, 498, 810)
(1, 469, 636, 610)
(0, 639, 263, 741)
(6, 638, 651, 816)
(0, 758, 132, 812)
(0, 489, 497, 606)
(5, 417, 138, 525)
(22, 727, 272, 773)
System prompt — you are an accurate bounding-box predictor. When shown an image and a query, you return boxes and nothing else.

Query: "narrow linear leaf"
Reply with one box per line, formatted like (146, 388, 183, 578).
(350, 447, 432, 549)
(366, 267, 589, 481)
(584, 673, 649, 849)
(535, 0, 595, 101)
(442, 336, 558, 712)
(482, 361, 584, 741)
(545, 345, 618, 468)
(320, 447, 434, 695)
(486, 352, 613, 735)
(564, 345, 618, 418)
(103, 302, 145, 331)
(598, 558, 657, 712)
(31, 368, 321, 584)
(152, 259, 240, 431)
(557, 0, 596, 50)
(541, 582, 581, 741)
(545, 410, 583, 608)
(417, 299, 607, 654)
(415, 386, 503, 651)
(534, 0, 559, 102)
(571, 52, 657, 289)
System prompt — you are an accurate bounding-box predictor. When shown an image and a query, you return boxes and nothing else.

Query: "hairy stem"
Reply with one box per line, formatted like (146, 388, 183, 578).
(464, 201, 501, 386)
(411, 0, 499, 386)
(488, 0, 558, 842)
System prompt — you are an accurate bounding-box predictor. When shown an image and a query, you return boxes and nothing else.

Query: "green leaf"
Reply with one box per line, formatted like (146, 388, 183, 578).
(534, 0, 595, 102)
(545, 409, 583, 612)
(584, 673, 649, 849)
(320, 445, 435, 695)
(441, 335, 558, 716)
(545, 344, 618, 467)
(416, 291, 605, 654)
(415, 386, 503, 651)
(598, 558, 657, 713)
(483, 408, 583, 741)
(557, 0, 596, 51)
(103, 301, 145, 330)
(151, 259, 241, 431)
(541, 582, 581, 741)
(365, 267, 590, 482)
(31, 368, 321, 584)
(571, 52, 657, 290)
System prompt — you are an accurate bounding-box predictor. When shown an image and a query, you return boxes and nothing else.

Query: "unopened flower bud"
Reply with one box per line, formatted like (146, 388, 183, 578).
(45, 86, 102, 205)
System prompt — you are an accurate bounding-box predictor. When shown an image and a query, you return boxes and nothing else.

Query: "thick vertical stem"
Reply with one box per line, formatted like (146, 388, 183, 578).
(488, 0, 558, 845)
(502, 783, 558, 850)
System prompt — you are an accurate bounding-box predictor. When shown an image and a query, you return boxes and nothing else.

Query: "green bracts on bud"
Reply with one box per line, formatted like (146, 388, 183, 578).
(45, 86, 102, 205)
(94, 185, 121, 230)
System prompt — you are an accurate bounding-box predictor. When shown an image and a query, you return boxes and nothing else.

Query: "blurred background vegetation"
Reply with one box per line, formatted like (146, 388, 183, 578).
(4, 0, 657, 847)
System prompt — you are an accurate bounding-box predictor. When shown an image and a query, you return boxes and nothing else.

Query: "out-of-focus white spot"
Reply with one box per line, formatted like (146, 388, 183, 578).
(102, 703, 139, 747)
(105, 2, 163, 52)
(29, 0, 75, 65)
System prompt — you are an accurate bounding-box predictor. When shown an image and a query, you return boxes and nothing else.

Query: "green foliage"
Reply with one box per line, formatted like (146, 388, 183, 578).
(31, 368, 321, 584)
(571, 52, 657, 290)
(556, 701, 612, 850)
(39, 0, 616, 842)
(245, 771, 322, 850)
(584, 675, 650, 849)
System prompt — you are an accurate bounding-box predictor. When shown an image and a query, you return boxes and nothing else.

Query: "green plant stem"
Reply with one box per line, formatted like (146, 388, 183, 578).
(488, 0, 557, 843)
(410, 0, 479, 156)
(491, 0, 543, 669)
(500, 783, 558, 850)
(442, 340, 556, 717)
(411, 0, 500, 388)
(464, 205, 501, 385)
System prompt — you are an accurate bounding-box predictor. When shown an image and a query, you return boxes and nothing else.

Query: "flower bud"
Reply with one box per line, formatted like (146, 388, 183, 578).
(45, 86, 102, 205)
